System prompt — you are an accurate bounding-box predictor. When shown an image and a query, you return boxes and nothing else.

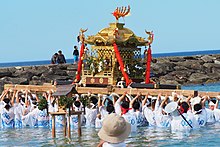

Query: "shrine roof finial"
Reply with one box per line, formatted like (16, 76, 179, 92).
(112, 5, 130, 22)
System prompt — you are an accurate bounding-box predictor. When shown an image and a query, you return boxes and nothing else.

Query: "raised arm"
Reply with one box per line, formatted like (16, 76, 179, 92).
(25, 90, 28, 106)
(216, 96, 220, 109)
(98, 94, 102, 107)
(130, 93, 141, 108)
(0, 89, 10, 101)
(160, 94, 168, 108)
(201, 95, 208, 108)
(142, 93, 149, 107)
(10, 90, 16, 106)
(155, 93, 162, 111)
(116, 92, 127, 104)
(15, 90, 20, 104)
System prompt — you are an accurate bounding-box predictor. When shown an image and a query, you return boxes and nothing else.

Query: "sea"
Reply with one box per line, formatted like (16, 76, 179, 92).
(0, 50, 220, 146)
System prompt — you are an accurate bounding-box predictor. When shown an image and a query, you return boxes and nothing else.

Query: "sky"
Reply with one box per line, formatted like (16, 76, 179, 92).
(0, 0, 220, 63)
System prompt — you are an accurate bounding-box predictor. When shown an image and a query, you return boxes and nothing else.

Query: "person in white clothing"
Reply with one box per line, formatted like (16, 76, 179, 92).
(0, 89, 16, 128)
(142, 93, 156, 126)
(130, 93, 147, 127)
(165, 102, 193, 134)
(154, 94, 171, 128)
(85, 94, 98, 127)
(114, 92, 137, 132)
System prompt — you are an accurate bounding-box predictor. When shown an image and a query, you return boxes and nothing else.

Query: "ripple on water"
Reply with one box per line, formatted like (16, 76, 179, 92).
(1, 123, 220, 146)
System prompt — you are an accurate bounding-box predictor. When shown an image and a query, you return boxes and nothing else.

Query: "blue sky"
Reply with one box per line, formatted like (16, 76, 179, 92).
(0, 0, 220, 63)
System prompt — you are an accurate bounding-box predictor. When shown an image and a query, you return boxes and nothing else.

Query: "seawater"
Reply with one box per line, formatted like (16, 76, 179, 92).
(0, 84, 219, 146)
(1, 121, 220, 146)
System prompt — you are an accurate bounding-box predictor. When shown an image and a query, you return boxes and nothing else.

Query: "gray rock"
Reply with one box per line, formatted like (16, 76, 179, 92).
(0, 68, 12, 78)
(183, 56, 197, 60)
(169, 57, 186, 62)
(201, 55, 215, 63)
(214, 60, 220, 65)
(176, 60, 203, 70)
(151, 62, 175, 76)
(188, 73, 209, 84)
(1, 77, 29, 85)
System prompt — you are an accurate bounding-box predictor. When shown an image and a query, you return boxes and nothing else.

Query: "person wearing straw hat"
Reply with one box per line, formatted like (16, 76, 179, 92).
(97, 113, 131, 147)
(164, 102, 193, 133)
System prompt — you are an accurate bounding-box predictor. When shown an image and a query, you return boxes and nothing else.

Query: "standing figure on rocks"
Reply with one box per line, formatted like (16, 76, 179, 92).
(73, 46, 79, 64)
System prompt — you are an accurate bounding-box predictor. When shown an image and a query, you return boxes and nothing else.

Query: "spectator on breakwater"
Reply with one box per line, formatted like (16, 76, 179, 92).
(57, 50, 66, 64)
(73, 46, 79, 64)
(51, 53, 58, 64)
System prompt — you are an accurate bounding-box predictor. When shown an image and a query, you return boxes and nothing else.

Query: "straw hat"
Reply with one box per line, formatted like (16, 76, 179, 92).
(98, 113, 131, 143)
(164, 102, 178, 114)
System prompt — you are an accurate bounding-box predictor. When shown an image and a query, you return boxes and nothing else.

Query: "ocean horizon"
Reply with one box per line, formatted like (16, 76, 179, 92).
(1, 49, 220, 68)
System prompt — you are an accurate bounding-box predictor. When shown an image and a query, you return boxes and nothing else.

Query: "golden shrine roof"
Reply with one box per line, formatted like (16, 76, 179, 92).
(85, 23, 148, 47)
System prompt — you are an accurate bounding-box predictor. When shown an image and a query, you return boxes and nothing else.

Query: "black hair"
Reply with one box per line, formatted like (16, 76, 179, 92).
(181, 102, 189, 113)
(21, 97, 26, 103)
(132, 101, 140, 110)
(106, 104, 115, 114)
(3, 98, 10, 104)
(74, 46, 77, 49)
(5, 104, 11, 111)
(90, 96, 98, 105)
(74, 101, 81, 108)
(107, 100, 113, 106)
(210, 99, 216, 104)
(121, 101, 129, 109)
(194, 103, 202, 114)
(51, 99, 56, 107)
(32, 100, 38, 106)
(55, 53, 58, 55)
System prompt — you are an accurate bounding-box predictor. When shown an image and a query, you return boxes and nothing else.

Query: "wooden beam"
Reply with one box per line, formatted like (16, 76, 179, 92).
(76, 87, 109, 94)
(4, 84, 220, 98)
(76, 87, 196, 97)
(198, 91, 220, 98)
(4, 84, 56, 92)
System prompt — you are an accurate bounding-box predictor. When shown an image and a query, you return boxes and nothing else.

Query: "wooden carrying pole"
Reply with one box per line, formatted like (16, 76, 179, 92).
(4, 84, 56, 92)
(4, 84, 220, 98)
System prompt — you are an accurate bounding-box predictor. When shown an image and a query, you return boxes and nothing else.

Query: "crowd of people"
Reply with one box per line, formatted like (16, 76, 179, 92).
(1, 88, 220, 146)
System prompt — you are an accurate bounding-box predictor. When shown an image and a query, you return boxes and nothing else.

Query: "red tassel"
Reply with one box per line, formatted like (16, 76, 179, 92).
(145, 47, 152, 84)
(113, 43, 132, 86)
(75, 43, 85, 82)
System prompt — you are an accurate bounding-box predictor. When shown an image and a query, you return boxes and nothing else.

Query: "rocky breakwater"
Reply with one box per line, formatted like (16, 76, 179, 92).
(0, 54, 220, 93)
(0, 64, 77, 93)
(151, 54, 220, 85)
